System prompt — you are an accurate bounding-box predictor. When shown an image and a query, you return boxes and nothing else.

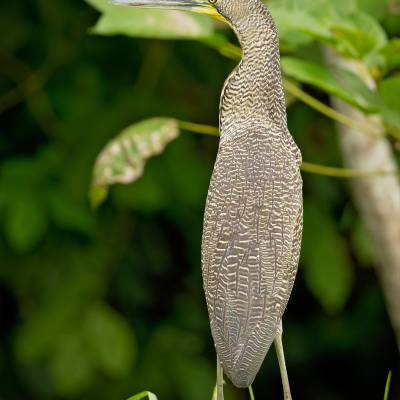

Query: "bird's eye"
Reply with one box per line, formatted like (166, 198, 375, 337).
(208, 0, 218, 4)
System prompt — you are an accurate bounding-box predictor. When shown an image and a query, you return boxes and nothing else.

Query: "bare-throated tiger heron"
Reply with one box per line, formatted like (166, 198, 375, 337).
(113, 0, 303, 397)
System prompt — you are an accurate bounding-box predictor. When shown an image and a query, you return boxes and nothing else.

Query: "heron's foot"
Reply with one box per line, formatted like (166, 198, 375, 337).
(274, 320, 293, 400)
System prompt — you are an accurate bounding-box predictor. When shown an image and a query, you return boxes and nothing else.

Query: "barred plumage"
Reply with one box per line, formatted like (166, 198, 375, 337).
(201, 0, 303, 388)
(112, 0, 303, 390)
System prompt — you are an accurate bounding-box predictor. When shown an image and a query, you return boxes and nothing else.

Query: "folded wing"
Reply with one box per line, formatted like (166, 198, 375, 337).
(202, 124, 303, 388)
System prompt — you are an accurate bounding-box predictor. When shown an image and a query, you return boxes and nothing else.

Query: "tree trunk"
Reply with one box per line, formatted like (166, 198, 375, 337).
(324, 49, 400, 350)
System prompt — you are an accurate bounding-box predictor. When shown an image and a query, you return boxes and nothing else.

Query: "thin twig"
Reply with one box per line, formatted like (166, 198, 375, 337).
(301, 162, 399, 178)
(0, 54, 52, 114)
(178, 120, 219, 136)
(178, 120, 398, 178)
(283, 79, 382, 137)
(0, 52, 61, 137)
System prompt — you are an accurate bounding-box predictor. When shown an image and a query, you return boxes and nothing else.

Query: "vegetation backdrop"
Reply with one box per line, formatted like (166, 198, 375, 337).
(0, 0, 399, 399)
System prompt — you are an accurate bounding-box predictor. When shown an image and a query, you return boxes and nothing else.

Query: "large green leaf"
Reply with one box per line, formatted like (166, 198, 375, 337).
(127, 391, 158, 400)
(378, 39, 400, 73)
(328, 66, 382, 112)
(378, 76, 400, 111)
(85, 0, 214, 39)
(329, 13, 387, 58)
(48, 190, 96, 235)
(356, 0, 389, 20)
(269, 0, 387, 59)
(91, 118, 180, 208)
(4, 196, 48, 253)
(351, 219, 375, 267)
(301, 201, 354, 313)
(49, 331, 95, 396)
(282, 56, 400, 135)
(83, 303, 136, 377)
(281, 57, 372, 110)
(269, 7, 330, 51)
(377, 77, 400, 137)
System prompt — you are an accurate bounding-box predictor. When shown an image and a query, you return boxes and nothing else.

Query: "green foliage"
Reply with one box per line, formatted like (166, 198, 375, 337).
(84, 303, 136, 377)
(4, 196, 48, 253)
(302, 201, 354, 313)
(91, 118, 179, 207)
(383, 371, 392, 400)
(377, 39, 400, 74)
(49, 330, 96, 396)
(269, 0, 387, 59)
(379, 76, 400, 110)
(86, 0, 214, 39)
(281, 57, 371, 110)
(127, 391, 158, 400)
(1, 0, 399, 399)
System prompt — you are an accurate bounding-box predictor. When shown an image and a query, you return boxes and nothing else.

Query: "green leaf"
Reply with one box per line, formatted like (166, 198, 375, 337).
(4, 196, 48, 253)
(378, 39, 400, 73)
(127, 391, 158, 400)
(173, 356, 215, 400)
(328, 66, 382, 112)
(15, 279, 89, 364)
(90, 118, 180, 207)
(49, 331, 95, 396)
(377, 77, 400, 137)
(379, 77, 400, 111)
(330, 13, 387, 58)
(301, 201, 354, 313)
(351, 219, 375, 267)
(383, 371, 392, 400)
(281, 57, 372, 110)
(113, 168, 169, 212)
(48, 190, 96, 235)
(269, 0, 387, 59)
(282, 57, 400, 134)
(83, 303, 136, 377)
(85, 0, 214, 39)
(269, 7, 330, 51)
(356, 0, 389, 20)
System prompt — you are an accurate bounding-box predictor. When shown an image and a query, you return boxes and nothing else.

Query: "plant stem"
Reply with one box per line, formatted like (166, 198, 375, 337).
(178, 120, 397, 178)
(249, 385, 255, 400)
(283, 79, 381, 137)
(383, 371, 392, 400)
(178, 120, 219, 136)
(301, 162, 398, 178)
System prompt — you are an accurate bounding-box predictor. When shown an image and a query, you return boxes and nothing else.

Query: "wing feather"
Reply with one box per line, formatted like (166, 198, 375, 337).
(201, 124, 302, 387)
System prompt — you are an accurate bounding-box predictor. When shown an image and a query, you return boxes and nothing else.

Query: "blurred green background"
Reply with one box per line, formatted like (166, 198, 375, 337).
(0, 0, 399, 399)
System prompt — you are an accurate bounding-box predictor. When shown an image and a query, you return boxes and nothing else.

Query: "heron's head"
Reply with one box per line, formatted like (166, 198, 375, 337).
(112, 0, 263, 25)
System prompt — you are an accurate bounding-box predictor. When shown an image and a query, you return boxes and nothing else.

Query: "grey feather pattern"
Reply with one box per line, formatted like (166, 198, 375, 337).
(202, 125, 302, 387)
(201, 0, 303, 388)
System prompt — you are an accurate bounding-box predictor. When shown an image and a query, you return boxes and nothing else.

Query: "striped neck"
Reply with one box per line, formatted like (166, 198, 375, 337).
(219, 5, 287, 142)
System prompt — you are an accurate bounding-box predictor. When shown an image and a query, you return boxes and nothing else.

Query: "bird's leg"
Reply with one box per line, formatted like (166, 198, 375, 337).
(274, 320, 292, 400)
(215, 354, 224, 400)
